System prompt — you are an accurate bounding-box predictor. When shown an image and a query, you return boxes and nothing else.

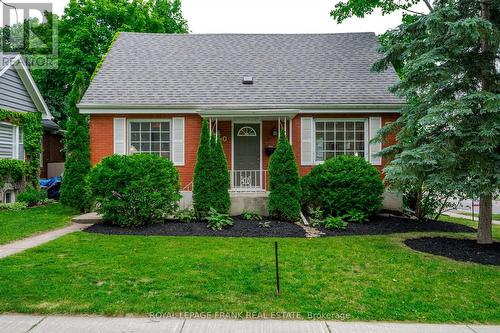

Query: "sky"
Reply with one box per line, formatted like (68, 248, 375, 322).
(2, 0, 428, 34)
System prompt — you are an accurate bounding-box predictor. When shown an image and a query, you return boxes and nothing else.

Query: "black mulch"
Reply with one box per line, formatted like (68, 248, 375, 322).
(85, 214, 476, 238)
(405, 237, 500, 266)
(316, 214, 475, 236)
(84, 217, 306, 238)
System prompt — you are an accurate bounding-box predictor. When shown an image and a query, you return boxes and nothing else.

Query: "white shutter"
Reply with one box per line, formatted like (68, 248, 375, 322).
(301, 117, 314, 165)
(171, 117, 185, 166)
(369, 117, 382, 166)
(113, 118, 126, 155)
(0, 123, 14, 158)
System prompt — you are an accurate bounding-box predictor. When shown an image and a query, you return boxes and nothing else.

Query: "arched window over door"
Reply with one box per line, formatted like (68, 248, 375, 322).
(237, 126, 257, 137)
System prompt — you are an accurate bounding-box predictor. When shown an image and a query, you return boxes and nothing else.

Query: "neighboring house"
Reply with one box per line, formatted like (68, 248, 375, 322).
(78, 32, 404, 214)
(0, 54, 64, 203)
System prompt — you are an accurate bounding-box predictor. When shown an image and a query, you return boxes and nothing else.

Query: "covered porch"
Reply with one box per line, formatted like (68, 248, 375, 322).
(198, 109, 297, 192)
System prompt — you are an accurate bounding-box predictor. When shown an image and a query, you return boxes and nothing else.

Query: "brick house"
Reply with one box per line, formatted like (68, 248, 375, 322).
(78, 33, 403, 214)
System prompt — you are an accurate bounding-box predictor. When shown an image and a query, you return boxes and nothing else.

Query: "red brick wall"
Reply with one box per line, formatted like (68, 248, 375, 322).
(89, 113, 398, 188)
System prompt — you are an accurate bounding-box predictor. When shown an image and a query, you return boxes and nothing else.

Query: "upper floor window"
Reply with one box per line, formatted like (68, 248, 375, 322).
(128, 120, 171, 158)
(0, 122, 23, 160)
(314, 119, 367, 162)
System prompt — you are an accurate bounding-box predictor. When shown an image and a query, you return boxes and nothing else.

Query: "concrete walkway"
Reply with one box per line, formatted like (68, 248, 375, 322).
(0, 223, 89, 259)
(0, 315, 498, 333)
(442, 211, 500, 225)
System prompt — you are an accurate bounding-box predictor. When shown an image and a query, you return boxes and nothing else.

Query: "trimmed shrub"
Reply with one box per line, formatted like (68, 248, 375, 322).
(302, 155, 383, 217)
(60, 72, 92, 212)
(17, 187, 47, 207)
(193, 119, 213, 218)
(268, 129, 301, 221)
(193, 120, 231, 217)
(210, 134, 231, 214)
(89, 154, 181, 227)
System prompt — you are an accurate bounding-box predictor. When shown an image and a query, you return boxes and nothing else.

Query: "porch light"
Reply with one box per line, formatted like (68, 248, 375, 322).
(272, 128, 278, 137)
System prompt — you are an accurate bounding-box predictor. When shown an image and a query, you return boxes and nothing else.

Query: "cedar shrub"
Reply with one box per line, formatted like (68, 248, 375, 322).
(210, 134, 231, 214)
(193, 119, 213, 218)
(59, 72, 92, 212)
(268, 129, 301, 221)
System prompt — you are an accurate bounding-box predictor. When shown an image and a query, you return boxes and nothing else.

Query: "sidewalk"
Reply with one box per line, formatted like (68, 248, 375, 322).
(0, 315, 498, 333)
(442, 211, 500, 225)
(0, 223, 88, 259)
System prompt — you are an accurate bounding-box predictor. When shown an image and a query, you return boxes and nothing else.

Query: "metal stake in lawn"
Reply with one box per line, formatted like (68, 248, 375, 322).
(275, 241, 280, 296)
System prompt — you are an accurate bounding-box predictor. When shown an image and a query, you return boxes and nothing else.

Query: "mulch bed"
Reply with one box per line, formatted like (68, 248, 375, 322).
(85, 214, 476, 238)
(316, 214, 475, 236)
(85, 217, 306, 238)
(405, 237, 500, 266)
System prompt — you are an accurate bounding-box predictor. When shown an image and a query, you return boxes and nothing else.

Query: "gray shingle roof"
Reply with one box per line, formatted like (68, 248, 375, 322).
(80, 32, 403, 107)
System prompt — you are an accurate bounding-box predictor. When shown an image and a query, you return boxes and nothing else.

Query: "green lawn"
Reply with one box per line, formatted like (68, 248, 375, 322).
(0, 217, 498, 323)
(0, 203, 78, 244)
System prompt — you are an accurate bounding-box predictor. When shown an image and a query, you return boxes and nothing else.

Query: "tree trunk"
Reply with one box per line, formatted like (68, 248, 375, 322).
(478, 194, 493, 244)
(477, 0, 493, 244)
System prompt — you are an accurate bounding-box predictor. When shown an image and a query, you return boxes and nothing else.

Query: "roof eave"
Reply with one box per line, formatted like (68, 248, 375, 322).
(78, 103, 405, 114)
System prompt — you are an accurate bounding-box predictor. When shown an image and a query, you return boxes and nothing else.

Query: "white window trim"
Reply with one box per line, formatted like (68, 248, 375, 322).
(312, 118, 369, 164)
(127, 119, 172, 159)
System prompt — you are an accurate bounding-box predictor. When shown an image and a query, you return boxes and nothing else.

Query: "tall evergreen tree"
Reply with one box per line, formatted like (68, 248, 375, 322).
(370, 0, 500, 243)
(210, 135, 231, 214)
(268, 129, 301, 221)
(193, 119, 213, 218)
(60, 72, 92, 212)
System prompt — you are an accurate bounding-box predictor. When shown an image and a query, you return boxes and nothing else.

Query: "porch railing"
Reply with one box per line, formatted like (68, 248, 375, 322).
(230, 170, 268, 192)
(183, 170, 269, 192)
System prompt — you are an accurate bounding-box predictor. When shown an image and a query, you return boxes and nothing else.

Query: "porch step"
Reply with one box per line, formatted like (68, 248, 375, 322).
(72, 212, 102, 224)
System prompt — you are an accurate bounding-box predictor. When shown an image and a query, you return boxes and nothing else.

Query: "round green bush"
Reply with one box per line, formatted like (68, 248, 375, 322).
(89, 154, 181, 226)
(301, 155, 383, 217)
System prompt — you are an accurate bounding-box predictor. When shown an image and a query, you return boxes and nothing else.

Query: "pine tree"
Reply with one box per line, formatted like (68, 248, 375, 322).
(372, 0, 500, 243)
(268, 129, 301, 221)
(60, 72, 92, 212)
(210, 134, 231, 214)
(193, 119, 214, 218)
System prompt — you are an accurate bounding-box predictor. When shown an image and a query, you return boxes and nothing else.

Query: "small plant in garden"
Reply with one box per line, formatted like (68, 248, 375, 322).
(323, 216, 348, 230)
(307, 206, 324, 227)
(242, 210, 262, 221)
(175, 209, 197, 223)
(302, 155, 383, 217)
(268, 129, 301, 221)
(206, 207, 233, 230)
(0, 201, 28, 211)
(17, 188, 47, 207)
(344, 209, 369, 224)
(90, 153, 181, 227)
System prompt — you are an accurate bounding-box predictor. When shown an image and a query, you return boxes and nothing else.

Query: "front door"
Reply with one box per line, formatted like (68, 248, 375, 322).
(233, 123, 261, 190)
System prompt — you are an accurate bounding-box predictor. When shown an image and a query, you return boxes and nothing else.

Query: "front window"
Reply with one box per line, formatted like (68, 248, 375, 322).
(315, 119, 367, 162)
(0, 122, 23, 160)
(129, 120, 171, 158)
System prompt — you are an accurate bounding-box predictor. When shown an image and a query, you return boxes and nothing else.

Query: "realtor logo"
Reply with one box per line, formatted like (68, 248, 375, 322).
(1, 1, 58, 68)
